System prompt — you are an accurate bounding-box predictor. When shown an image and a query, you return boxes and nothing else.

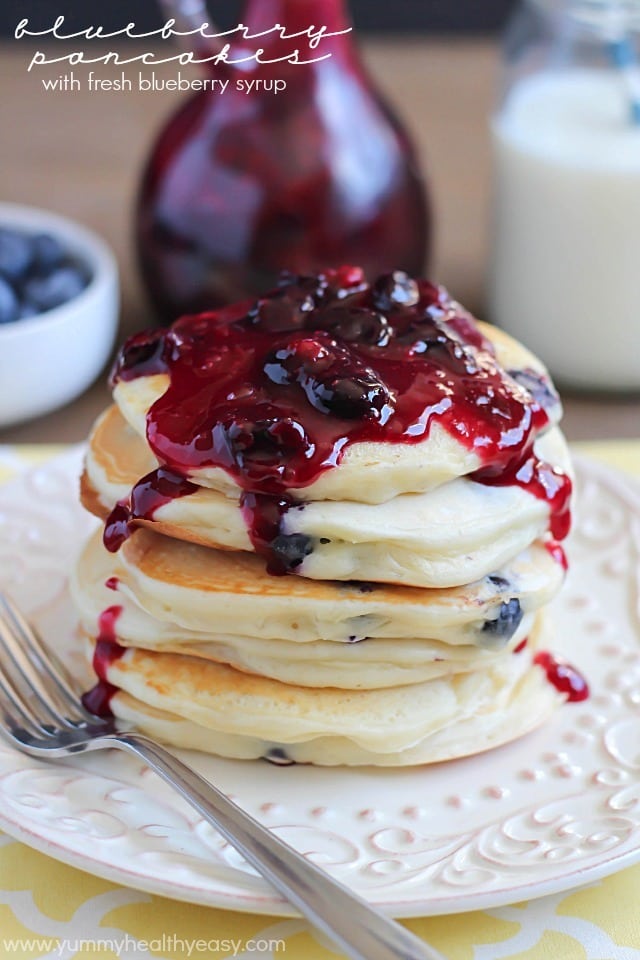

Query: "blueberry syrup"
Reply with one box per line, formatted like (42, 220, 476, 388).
(104, 468, 198, 553)
(110, 269, 571, 570)
(534, 651, 589, 702)
(474, 456, 571, 541)
(240, 492, 289, 572)
(81, 605, 125, 717)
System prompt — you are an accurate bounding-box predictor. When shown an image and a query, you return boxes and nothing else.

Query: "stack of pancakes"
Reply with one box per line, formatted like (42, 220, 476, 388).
(72, 271, 573, 766)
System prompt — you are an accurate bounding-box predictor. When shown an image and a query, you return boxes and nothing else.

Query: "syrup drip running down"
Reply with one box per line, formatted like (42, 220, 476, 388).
(81, 605, 125, 717)
(104, 468, 197, 553)
(473, 456, 571, 541)
(240, 493, 293, 575)
(533, 651, 589, 702)
(106, 268, 571, 566)
(544, 539, 569, 571)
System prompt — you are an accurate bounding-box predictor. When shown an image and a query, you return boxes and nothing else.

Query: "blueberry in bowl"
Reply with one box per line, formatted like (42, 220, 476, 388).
(0, 226, 91, 324)
(0, 203, 119, 428)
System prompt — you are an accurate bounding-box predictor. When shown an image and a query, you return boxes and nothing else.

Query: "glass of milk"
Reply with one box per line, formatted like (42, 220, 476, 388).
(489, 0, 640, 390)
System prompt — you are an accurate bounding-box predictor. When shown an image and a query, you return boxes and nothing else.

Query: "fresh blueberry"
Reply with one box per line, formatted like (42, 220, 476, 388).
(487, 575, 509, 589)
(269, 533, 314, 571)
(263, 333, 394, 422)
(482, 598, 523, 642)
(264, 747, 295, 766)
(397, 321, 449, 351)
(341, 580, 376, 593)
(372, 271, 420, 311)
(508, 368, 560, 412)
(22, 265, 88, 312)
(277, 270, 329, 302)
(0, 276, 19, 324)
(316, 306, 391, 347)
(0, 229, 33, 281)
(17, 300, 40, 320)
(263, 337, 325, 386)
(312, 373, 391, 421)
(250, 290, 315, 333)
(31, 233, 66, 273)
(225, 418, 313, 478)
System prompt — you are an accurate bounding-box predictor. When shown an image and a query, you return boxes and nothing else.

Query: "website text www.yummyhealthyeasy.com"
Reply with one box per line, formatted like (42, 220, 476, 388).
(2, 934, 288, 956)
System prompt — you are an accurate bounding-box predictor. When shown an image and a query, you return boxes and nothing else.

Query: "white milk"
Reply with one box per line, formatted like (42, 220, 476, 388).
(489, 69, 640, 390)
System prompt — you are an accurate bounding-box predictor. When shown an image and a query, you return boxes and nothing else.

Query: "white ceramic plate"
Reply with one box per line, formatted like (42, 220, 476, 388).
(0, 447, 639, 917)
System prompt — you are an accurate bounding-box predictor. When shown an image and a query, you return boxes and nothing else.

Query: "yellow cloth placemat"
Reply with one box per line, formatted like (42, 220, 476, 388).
(1, 442, 640, 960)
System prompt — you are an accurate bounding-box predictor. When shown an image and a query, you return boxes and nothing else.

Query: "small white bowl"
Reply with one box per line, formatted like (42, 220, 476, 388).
(0, 203, 119, 429)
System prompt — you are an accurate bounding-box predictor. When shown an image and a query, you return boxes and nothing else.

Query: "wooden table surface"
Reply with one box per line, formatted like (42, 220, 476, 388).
(1, 38, 638, 444)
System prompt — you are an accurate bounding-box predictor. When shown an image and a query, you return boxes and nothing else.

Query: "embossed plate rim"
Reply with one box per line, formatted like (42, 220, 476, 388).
(0, 446, 639, 917)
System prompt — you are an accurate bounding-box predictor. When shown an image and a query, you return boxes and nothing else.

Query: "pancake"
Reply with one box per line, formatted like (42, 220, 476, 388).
(82, 614, 560, 766)
(80, 621, 535, 689)
(73, 270, 578, 767)
(82, 405, 158, 510)
(83, 405, 571, 589)
(112, 320, 562, 505)
(89, 527, 564, 647)
(72, 537, 538, 688)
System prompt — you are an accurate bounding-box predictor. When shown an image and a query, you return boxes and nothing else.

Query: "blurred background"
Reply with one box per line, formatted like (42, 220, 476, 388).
(2, 0, 639, 441)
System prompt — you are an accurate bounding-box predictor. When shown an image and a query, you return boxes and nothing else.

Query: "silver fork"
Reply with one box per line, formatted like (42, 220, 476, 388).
(0, 593, 446, 960)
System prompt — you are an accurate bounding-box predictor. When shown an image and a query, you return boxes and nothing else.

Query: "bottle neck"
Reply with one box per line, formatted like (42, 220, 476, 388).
(242, 0, 352, 41)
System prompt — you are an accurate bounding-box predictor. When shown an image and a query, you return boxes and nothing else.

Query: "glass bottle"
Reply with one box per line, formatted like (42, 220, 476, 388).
(488, 0, 640, 390)
(136, 0, 430, 320)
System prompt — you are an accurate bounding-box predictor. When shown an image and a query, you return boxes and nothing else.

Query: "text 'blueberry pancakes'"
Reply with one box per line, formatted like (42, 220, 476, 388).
(73, 267, 588, 766)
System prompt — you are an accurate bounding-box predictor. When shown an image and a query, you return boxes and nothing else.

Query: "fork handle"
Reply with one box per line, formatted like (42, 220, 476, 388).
(109, 732, 445, 960)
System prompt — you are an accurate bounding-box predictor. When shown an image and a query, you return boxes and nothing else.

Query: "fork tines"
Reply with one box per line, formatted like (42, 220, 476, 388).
(0, 592, 96, 739)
